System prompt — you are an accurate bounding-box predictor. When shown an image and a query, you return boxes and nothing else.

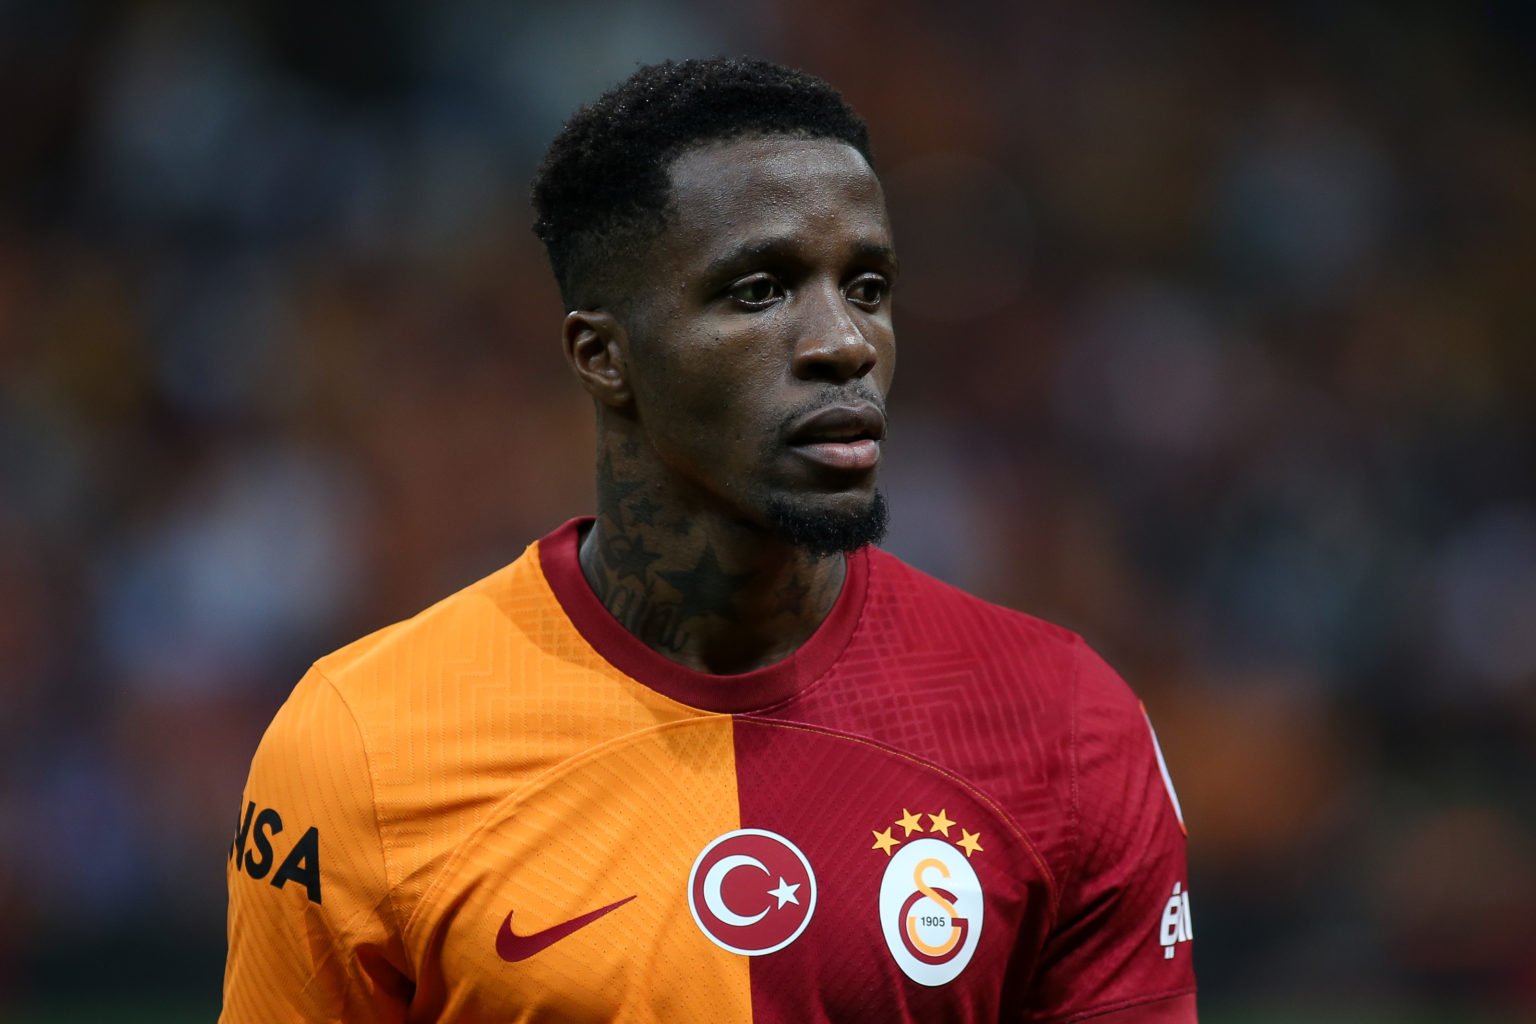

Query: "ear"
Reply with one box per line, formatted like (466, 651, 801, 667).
(562, 309, 632, 409)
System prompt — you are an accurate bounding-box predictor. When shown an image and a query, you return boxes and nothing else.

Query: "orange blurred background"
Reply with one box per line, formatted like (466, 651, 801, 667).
(2, 2, 1533, 1020)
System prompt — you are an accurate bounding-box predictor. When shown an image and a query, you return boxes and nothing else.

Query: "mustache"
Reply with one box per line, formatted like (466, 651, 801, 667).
(781, 385, 887, 425)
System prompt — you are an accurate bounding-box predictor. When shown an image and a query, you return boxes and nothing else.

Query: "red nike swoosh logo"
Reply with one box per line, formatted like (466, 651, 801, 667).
(495, 894, 637, 962)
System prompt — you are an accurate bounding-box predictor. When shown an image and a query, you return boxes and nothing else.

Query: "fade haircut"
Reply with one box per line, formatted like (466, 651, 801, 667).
(531, 57, 873, 310)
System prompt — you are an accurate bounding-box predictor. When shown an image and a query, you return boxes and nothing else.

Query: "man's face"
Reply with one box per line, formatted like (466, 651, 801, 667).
(619, 135, 897, 552)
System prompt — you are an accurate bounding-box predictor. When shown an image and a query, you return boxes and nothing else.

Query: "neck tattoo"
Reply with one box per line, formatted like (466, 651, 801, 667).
(579, 446, 841, 670)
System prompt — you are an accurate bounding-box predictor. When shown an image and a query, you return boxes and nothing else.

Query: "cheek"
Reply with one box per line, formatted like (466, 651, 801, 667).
(868, 324, 897, 387)
(633, 334, 781, 458)
(644, 322, 781, 404)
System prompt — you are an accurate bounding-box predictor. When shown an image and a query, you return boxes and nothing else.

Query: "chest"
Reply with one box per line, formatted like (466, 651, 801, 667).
(400, 717, 1057, 1023)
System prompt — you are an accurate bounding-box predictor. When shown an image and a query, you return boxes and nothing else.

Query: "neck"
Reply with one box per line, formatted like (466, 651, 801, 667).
(577, 439, 846, 675)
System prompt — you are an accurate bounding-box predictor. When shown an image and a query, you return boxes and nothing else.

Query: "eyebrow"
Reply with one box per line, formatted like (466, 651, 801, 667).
(701, 237, 899, 283)
(854, 240, 900, 276)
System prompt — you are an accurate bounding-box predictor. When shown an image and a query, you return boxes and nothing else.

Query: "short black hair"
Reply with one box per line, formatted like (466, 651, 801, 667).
(530, 57, 873, 309)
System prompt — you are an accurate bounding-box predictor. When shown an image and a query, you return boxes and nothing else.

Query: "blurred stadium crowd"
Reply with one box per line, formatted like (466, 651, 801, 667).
(1, 1, 1532, 1019)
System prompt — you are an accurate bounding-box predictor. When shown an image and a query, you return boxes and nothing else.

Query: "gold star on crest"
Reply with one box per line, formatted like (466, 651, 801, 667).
(927, 809, 956, 837)
(895, 808, 925, 836)
(957, 829, 984, 858)
(871, 827, 901, 856)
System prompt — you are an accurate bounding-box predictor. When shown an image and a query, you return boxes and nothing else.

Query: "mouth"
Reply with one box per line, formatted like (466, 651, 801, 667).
(784, 404, 886, 473)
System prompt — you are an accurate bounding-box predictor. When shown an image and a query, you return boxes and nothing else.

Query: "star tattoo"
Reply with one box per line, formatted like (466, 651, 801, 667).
(599, 533, 662, 584)
(596, 452, 644, 516)
(655, 544, 752, 623)
(627, 495, 660, 527)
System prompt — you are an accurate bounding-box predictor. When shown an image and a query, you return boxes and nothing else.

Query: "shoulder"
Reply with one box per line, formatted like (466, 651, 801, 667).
(865, 546, 1078, 641)
(310, 543, 543, 711)
(857, 546, 1155, 778)
(836, 548, 1166, 888)
(861, 546, 1102, 693)
(243, 543, 559, 910)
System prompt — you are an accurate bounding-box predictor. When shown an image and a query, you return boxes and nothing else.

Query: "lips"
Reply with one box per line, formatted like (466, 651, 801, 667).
(785, 404, 886, 472)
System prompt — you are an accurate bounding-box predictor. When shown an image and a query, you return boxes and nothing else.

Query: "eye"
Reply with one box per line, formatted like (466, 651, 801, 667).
(845, 274, 889, 311)
(727, 274, 783, 308)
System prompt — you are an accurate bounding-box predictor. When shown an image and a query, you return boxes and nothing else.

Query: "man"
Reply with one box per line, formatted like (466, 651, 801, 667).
(223, 58, 1197, 1022)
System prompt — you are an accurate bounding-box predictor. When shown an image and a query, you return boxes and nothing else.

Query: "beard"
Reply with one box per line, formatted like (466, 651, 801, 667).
(765, 490, 889, 557)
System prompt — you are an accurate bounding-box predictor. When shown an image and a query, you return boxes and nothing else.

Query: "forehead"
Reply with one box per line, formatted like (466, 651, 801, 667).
(660, 136, 891, 266)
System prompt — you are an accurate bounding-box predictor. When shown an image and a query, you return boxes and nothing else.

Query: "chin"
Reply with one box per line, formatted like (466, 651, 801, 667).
(765, 490, 888, 557)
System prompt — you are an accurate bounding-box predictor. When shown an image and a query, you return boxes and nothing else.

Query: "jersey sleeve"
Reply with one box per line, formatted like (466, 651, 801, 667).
(1026, 642, 1197, 1023)
(221, 668, 413, 1023)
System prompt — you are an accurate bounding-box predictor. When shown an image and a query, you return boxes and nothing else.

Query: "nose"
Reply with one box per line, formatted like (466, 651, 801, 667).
(790, 284, 880, 383)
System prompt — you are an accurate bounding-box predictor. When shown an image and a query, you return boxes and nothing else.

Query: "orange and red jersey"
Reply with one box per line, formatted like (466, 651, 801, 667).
(223, 518, 1197, 1022)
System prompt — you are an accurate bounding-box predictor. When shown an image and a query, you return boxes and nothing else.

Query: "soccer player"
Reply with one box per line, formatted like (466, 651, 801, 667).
(223, 58, 1197, 1022)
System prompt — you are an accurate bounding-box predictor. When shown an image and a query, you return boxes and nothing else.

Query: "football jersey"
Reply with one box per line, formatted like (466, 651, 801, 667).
(222, 518, 1196, 1022)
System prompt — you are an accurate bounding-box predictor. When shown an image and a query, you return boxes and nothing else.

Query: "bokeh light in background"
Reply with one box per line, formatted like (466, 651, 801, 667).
(2, 1, 1533, 1020)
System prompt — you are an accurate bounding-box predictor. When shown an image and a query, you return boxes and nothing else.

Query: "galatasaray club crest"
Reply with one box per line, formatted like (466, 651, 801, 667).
(687, 829, 817, 956)
(871, 808, 985, 986)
